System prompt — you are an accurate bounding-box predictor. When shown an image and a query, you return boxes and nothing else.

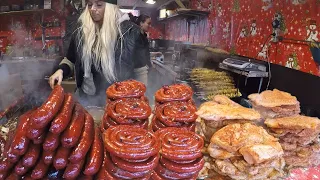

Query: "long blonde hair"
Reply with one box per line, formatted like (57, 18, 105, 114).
(78, 3, 122, 82)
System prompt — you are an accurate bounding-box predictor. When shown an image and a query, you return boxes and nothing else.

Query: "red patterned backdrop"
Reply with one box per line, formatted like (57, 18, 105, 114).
(0, 0, 67, 55)
(164, 0, 320, 76)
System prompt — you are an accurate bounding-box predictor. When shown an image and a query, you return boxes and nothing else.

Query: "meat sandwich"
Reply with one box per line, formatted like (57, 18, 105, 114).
(208, 123, 285, 180)
(265, 115, 320, 168)
(196, 95, 261, 141)
(248, 89, 300, 119)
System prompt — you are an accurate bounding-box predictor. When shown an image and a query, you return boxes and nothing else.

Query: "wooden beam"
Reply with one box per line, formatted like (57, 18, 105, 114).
(175, 0, 186, 8)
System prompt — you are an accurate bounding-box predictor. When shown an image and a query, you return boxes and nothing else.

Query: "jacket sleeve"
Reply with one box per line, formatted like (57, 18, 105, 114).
(118, 27, 141, 81)
(58, 32, 77, 78)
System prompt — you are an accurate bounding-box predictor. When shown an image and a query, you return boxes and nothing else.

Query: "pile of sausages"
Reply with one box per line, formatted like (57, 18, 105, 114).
(97, 125, 160, 179)
(102, 98, 152, 131)
(152, 128, 205, 179)
(152, 84, 197, 132)
(0, 86, 104, 179)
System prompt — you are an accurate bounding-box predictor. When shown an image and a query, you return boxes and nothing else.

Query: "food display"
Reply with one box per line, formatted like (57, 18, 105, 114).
(152, 127, 205, 179)
(101, 125, 160, 179)
(0, 86, 104, 179)
(208, 123, 286, 180)
(196, 95, 261, 141)
(106, 79, 148, 102)
(265, 115, 320, 168)
(190, 68, 241, 100)
(151, 101, 197, 132)
(102, 98, 152, 131)
(1, 77, 319, 180)
(248, 89, 300, 119)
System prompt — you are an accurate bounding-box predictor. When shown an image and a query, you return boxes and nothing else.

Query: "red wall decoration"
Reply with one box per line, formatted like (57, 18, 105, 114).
(164, 0, 320, 76)
(0, 0, 69, 56)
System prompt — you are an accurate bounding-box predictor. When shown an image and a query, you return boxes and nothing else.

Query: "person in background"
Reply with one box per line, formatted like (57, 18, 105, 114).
(49, 0, 143, 106)
(129, 14, 152, 86)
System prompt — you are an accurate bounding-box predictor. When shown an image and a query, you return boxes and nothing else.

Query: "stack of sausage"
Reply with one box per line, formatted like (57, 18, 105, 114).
(102, 98, 152, 131)
(98, 125, 160, 179)
(102, 80, 151, 131)
(0, 86, 104, 179)
(106, 79, 148, 103)
(151, 101, 197, 132)
(152, 128, 205, 180)
(152, 84, 197, 132)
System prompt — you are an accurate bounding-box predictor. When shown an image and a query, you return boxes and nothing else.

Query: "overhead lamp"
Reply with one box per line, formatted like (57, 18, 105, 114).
(145, 0, 156, 5)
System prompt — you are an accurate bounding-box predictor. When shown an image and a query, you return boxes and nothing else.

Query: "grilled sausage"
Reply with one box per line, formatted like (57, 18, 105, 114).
(43, 132, 60, 151)
(42, 150, 56, 165)
(31, 159, 49, 179)
(63, 159, 85, 179)
(32, 131, 47, 145)
(31, 85, 64, 129)
(14, 160, 29, 176)
(69, 113, 94, 163)
(4, 172, 20, 180)
(0, 158, 14, 173)
(22, 143, 41, 168)
(50, 93, 75, 134)
(11, 111, 32, 156)
(61, 104, 85, 148)
(53, 146, 71, 170)
(84, 128, 103, 176)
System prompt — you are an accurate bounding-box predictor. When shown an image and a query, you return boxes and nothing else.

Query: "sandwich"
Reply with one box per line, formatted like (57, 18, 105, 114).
(196, 95, 261, 141)
(248, 89, 300, 119)
(265, 115, 320, 168)
(208, 123, 285, 180)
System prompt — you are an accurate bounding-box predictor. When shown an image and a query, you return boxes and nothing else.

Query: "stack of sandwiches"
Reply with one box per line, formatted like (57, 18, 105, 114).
(196, 95, 261, 141)
(265, 115, 320, 168)
(248, 89, 300, 119)
(208, 123, 286, 180)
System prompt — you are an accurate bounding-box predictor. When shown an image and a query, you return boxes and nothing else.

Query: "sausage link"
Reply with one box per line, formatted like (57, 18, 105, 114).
(84, 128, 103, 176)
(31, 159, 49, 179)
(14, 160, 29, 176)
(4, 172, 20, 180)
(22, 172, 33, 180)
(63, 159, 85, 179)
(22, 143, 41, 168)
(11, 111, 32, 156)
(32, 131, 47, 145)
(7, 147, 20, 163)
(26, 122, 45, 140)
(0, 172, 7, 180)
(78, 173, 93, 180)
(0, 158, 14, 173)
(53, 146, 71, 170)
(43, 132, 60, 151)
(69, 113, 94, 163)
(42, 150, 56, 165)
(31, 85, 65, 129)
(61, 104, 85, 148)
(50, 93, 75, 134)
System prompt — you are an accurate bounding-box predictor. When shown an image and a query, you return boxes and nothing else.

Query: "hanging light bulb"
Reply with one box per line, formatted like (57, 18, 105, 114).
(145, 0, 156, 4)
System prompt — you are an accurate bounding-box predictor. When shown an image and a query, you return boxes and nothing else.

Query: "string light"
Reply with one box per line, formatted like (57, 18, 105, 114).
(145, 0, 156, 5)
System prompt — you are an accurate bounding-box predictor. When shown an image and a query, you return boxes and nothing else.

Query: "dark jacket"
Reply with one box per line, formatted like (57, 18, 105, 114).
(134, 32, 151, 68)
(59, 20, 144, 91)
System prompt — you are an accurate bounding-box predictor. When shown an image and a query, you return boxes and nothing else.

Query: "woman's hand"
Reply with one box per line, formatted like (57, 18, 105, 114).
(49, 69, 63, 89)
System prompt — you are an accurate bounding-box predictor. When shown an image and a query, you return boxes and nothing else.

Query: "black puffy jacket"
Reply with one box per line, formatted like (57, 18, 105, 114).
(59, 20, 144, 91)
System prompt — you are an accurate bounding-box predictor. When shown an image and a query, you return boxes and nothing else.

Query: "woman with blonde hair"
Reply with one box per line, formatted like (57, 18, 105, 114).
(49, 0, 146, 106)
